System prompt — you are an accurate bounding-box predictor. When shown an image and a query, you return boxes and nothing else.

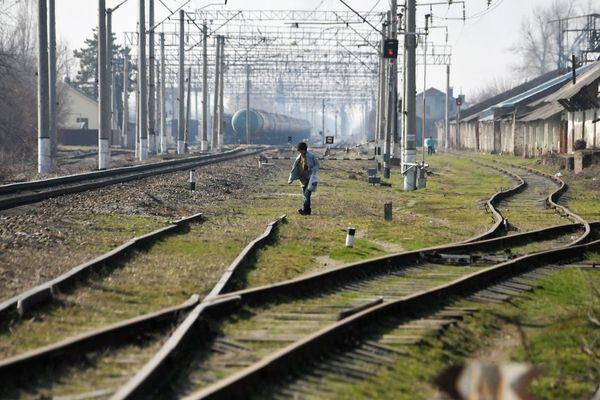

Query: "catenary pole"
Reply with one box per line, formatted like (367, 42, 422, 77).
(445, 64, 450, 150)
(218, 36, 225, 150)
(201, 22, 209, 152)
(160, 33, 167, 153)
(98, 0, 110, 169)
(37, 0, 51, 173)
(383, 7, 395, 179)
(122, 52, 129, 148)
(177, 10, 185, 154)
(212, 35, 221, 151)
(322, 98, 325, 146)
(403, 0, 417, 190)
(106, 8, 115, 135)
(48, 0, 57, 162)
(138, 0, 148, 160)
(185, 67, 192, 148)
(245, 63, 251, 144)
(148, 0, 156, 154)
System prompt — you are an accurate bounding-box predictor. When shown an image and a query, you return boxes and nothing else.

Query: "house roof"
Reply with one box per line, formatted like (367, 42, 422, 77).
(416, 87, 450, 98)
(542, 60, 600, 110)
(518, 102, 564, 122)
(454, 68, 567, 122)
(62, 81, 98, 104)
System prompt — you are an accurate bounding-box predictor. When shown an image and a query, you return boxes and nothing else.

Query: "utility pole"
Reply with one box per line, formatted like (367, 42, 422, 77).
(148, 0, 156, 154)
(246, 62, 251, 144)
(422, 33, 427, 162)
(445, 64, 450, 150)
(383, 6, 396, 179)
(106, 8, 114, 137)
(177, 10, 185, 154)
(122, 52, 129, 148)
(322, 98, 325, 146)
(212, 35, 221, 151)
(201, 22, 209, 152)
(403, 0, 417, 190)
(185, 67, 192, 148)
(98, 0, 110, 169)
(138, 0, 148, 160)
(37, 0, 51, 174)
(160, 33, 167, 153)
(48, 0, 57, 162)
(218, 36, 225, 150)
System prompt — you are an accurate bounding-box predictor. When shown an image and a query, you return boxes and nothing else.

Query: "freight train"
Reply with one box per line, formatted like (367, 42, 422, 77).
(230, 109, 311, 145)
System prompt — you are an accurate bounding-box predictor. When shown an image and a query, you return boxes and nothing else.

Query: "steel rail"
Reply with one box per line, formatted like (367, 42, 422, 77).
(0, 213, 203, 319)
(0, 215, 286, 388)
(0, 148, 263, 211)
(489, 159, 591, 244)
(184, 223, 600, 400)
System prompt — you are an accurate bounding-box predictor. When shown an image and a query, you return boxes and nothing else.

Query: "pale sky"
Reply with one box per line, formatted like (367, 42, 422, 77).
(54, 0, 561, 100)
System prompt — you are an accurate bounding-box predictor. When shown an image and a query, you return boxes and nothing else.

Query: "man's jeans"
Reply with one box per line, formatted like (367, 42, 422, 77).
(302, 185, 312, 211)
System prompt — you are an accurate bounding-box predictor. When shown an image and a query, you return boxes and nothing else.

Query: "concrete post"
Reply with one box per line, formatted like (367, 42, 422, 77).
(422, 37, 427, 163)
(138, 0, 148, 160)
(201, 22, 209, 152)
(148, 0, 156, 154)
(322, 98, 325, 146)
(98, 0, 110, 169)
(37, 0, 51, 174)
(383, 7, 396, 179)
(122, 52, 129, 148)
(48, 0, 57, 162)
(185, 67, 192, 148)
(403, 0, 417, 191)
(246, 63, 251, 144)
(218, 36, 225, 150)
(160, 33, 167, 153)
(177, 10, 185, 154)
(106, 9, 115, 136)
(212, 36, 221, 151)
(445, 64, 450, 149)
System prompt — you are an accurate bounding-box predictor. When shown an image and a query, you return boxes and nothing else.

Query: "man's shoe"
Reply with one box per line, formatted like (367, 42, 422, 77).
(298, 209, 307, 215)
(306, 208, 312, 215)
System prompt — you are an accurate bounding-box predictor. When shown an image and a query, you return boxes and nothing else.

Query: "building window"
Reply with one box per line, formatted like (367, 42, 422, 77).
(76, 117, 89, 129)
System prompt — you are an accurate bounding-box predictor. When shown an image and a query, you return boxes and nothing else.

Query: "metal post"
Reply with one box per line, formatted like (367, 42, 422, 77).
(445, 64, 450, 149)
(148, 0, 156, 154)
(98, 0, 110, 169)
(138, 0, 148, 160)
(135, 72, 140, 157)
(48, 0, 57, 162)
(122, 52, 129, 148)
(185, 67, 192, 148)
(403, 0, 417, 190)
(212, 35, 221, 151)
(37, 0, 50, 173)
(177, 10, 185, 154)
(218, 36, 225, 150)
(159, 33, 167, 153)
(201, 22, 209, 152)
(246, 63, 251, 144)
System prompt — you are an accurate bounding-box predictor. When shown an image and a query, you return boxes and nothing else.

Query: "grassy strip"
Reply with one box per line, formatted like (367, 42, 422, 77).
(326, 259, 600, 400)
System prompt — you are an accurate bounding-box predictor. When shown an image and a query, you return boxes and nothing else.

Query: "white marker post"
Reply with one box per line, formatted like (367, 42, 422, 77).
(346, 227, 356, 248)
(189, 169, 196, 191)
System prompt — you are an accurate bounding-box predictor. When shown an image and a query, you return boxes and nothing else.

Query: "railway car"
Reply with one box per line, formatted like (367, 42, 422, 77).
(230, 109, 311, 145)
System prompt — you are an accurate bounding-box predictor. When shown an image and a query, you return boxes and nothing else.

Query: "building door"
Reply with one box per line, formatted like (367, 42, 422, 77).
(559, 120, 568, 153)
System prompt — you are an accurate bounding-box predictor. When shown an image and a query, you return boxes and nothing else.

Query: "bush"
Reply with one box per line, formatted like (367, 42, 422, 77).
(574, 139, 587, 150)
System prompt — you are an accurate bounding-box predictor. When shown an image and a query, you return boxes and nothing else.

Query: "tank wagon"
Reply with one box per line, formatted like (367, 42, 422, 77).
(231, 109, 311, 145)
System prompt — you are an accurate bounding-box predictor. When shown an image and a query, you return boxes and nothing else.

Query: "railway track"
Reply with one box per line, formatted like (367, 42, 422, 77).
(0, 148, 262, 211)
(189, 223, 600, 400)
(0, 156, 591, 398)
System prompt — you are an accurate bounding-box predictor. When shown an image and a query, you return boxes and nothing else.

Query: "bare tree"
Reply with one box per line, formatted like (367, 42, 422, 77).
(510, 0, 581, 78)
(470, 76, 517, 104)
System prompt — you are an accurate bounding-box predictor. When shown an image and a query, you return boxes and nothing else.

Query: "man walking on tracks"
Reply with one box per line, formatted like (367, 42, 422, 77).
(288, 142, 319, 216)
